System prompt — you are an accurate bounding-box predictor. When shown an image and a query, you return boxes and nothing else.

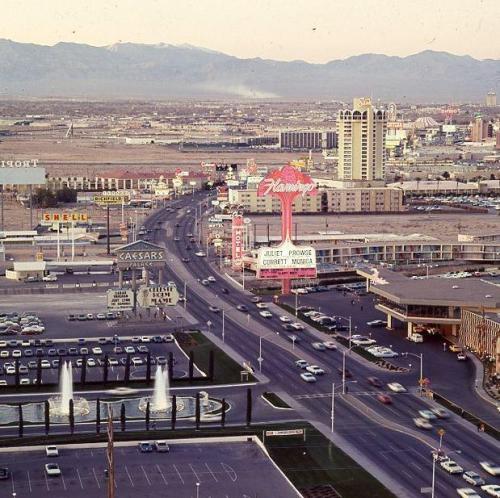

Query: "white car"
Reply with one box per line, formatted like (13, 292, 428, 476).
(290, 323, 305, 330)
(279, 316, 291, 323)
(12, 350, 22, 358)
(140, 336, 151, 343)
(413, 417, 433, 430)
(351, 337, 377, 346)
(387, 382, 407, 393)
(366, 319, 387, 327)
(481, 485, 500, 497)
(45, 463, 61, 476)
(419, 410, 437, 421)
(256, 302, 268, 309)
(41, 360, 51, 369)
(457, 352, 467, 361)
(457, 488, 482, 498)
(323, 341, 337, 350)
(300, 372, 317, 383)
(366, 347, 399, 358)
(431, 408, 450, 419)
(92, 347, 103, 355)
(131, 357, 143, 366)
(259, 311, 272, 318)
(124, 346, 135, 354)
(306, 365, 325, 375)
(311, 342, 326, 351)
(20, 378, 30, 385)
(480, 462, 500, 477)
(46, 446, 59, 457)
(462, 471, 485, 486)
(207, 276, 216, 282)
(440, 459, 464, 474)
(295, 360, 309, 369)
(195, 251, 206, 257)
(155, 440, 170, 452)
(87, 358, 96, 367)
(42, 274, 58, 282)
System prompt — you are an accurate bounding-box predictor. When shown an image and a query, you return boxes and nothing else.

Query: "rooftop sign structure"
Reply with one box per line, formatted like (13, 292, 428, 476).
(115, 240, 166, 269)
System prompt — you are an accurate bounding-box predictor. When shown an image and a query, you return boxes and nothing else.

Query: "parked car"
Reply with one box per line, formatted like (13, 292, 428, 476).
(45, 463, 61, 476)
(155, 440, 170, 452)
(138, 441, 154, 453)
(46, 446, 59, 457)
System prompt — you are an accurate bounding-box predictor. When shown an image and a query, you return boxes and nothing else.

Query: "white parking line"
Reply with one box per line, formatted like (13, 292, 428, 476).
(124, 465, 134, 486)
(44, 472, 50, 491)
(141, 465, 151, 486)
(173, 464, 184, 484)
(76, 468, 84, 489)
(26, 471, 32, 492)
(402, 470, 413, 481)
(410, 462, 423, 472)
(205, 463, 218, 482)
(156, 464, 168, 486)
(189, 464, 201, 482)
(220, 463, 237, 482)
(10, 472, 15, 494)
(61, 472, 67, 490)
(92, 467, 100, 489)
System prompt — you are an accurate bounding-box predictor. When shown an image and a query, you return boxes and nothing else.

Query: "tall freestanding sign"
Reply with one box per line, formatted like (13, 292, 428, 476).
(231, 214, 245, 269)
(257, 164, 318, 295)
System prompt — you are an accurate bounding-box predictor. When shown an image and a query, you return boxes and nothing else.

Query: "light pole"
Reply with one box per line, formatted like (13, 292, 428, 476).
(331, 381, 357, 432)
(431, 447, 460, 498)
(222, 308, 225, 343)
(196, 481, 200, 498)
(403, 352, 424, 395)
(342, 344, 356, 394)
(295, 290, 299, 317)
(183, 281, 187, 310)
(258, 331, 279, 372)
(335, 315, 352, 349)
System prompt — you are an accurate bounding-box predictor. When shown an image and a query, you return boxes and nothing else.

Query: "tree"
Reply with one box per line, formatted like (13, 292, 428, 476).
(36, 357, 42, 388)
(188, 351, 194, 383)
(103, 354, 109, 384)
(208, 350, 214, 381)
(168, 352, 174, 381)
(246, 388, 252, 427)
(96, 398, 101, 434)
(32, 188, 57, 208)
(69, 399, 75, 434)
(146, 353, 151, 383)
(55, 187, 77, 203)
(490, 173, 496, 180)
(195, 393, 200, 430)
(221, 398, 226, 428)
(120, 403, 126, 432)
(80, 357, 87, 385)
(18, 404, 24, 437)
(171, 395, 177, 431)
(44, 400, 50, 435)
(145, 401, 150, 431)
(15, 358, 20, 388)
(442, 171, 450, 179)
(124, 354, 131, 382)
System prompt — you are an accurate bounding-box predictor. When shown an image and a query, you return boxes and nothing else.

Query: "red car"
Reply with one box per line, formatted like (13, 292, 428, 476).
(368, 377, 383, 388)
(376, 394, 392, 404)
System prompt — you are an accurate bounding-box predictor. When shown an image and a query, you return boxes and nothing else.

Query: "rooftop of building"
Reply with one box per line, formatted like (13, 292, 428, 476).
(358, 267, 500, 308)
(387, 180, 478, 191)
(254, 232, 438, 244)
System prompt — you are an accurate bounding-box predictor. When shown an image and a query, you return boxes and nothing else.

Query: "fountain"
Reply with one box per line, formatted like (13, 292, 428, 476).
(48, 361, 90, 418)
(139, 365, 184, 413)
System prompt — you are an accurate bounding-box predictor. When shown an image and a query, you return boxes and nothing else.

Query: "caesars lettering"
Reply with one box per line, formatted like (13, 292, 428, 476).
(1, 159, 39, 168)
(118, 251, 165, 261)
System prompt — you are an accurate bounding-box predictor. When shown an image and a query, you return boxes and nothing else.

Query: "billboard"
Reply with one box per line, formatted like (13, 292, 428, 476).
(0, 165, 46, 185)
(256, 239, 317, 280)
(137, 284, 179, 308)
(93, 191, 131, 206)
(107, 289, 134, 311)
(231, 215, 244, 269)
(41, 212, 89, 224)
(116, 240, 166, 269)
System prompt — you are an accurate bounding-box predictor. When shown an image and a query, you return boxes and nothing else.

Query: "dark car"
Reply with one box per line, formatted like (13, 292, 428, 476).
(367, 377, 383, 388)
(138, 441, 154, 453)
(0, 467, 10, 480)
(337, 368, 352, 378)
(376, 394, 392, 404)
(286, 334, 301, 343)
(67, 314, 76, 321)
(236, 304, 248, 312)
(221, 288, 229, 294)
(281, 323, 295, 331)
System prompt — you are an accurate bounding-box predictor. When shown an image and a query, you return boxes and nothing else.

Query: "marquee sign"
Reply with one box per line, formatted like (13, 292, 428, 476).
(115, 240, 166, 269)
(107, 289, 134, 311)
(93, 191, 131, 206)
(257, 239, 317, 280)
(137, 284, 179, 308)
(231, 214, 244, 269)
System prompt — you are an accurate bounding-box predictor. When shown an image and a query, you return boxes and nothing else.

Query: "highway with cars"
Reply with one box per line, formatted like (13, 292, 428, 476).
(143, 192, 500, 498)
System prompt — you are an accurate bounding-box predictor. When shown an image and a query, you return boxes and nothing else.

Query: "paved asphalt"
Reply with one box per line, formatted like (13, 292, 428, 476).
(144, 193, 500, 498)
(0, 440, 300, 497)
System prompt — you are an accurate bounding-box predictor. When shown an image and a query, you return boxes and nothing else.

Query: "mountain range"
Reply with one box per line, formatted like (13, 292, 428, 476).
(0, 39, 499, 101)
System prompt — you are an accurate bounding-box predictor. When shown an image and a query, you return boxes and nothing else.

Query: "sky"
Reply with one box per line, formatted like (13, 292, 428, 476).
(2, 0, 499, 62)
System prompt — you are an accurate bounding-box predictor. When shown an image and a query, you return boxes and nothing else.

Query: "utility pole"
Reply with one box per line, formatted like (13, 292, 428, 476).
(106, 205, 111, 255)
(106, 405, 115, 498)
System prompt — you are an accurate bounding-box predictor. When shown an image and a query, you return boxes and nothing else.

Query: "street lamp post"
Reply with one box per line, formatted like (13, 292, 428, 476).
(404, 352, 424, 395)
(222, 308, 225, 343)
(335, 315, 352, 349)
(342, 344, 356, 394)
(258, 331, 278, 372)
(196, 482, 200, 498)
(331, 380, 357, 431)
(295, 291, 299, 317)
(183, 281, 187, 310)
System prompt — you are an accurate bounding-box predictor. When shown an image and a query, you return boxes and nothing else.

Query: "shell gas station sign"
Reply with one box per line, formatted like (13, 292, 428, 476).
(42, 212, 89, 224)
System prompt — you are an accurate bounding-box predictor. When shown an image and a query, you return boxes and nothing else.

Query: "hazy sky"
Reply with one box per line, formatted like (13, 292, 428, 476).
(2, 0, 499, 62)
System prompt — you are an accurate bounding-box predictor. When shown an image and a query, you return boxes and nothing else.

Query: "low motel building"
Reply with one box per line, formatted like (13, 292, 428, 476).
(358, 268, 500, 373)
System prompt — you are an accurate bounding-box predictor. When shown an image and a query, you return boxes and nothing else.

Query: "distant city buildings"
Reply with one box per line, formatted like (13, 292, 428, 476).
(279, 130, 337, 150)
(486, 91, 497, 107)
(470, 114, 492, 142)
(337, 97, 387, 181)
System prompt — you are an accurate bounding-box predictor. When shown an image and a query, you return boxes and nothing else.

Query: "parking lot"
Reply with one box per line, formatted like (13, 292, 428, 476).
(0, 333, 202, 386)
(0, 440, 300, 497)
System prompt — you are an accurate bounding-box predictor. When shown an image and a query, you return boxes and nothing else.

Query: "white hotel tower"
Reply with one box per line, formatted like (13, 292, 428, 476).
(337, 97, 387, 181)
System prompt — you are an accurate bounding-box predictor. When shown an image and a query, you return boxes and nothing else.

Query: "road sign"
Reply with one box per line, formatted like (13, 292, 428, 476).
(265, 429, 304, 437)
(136, 284, 179, 308)
(115, 240, 167, 269)
(106, 289, 134, 311)
(94, 191, 131, 206)
(437, 428, 445, 437)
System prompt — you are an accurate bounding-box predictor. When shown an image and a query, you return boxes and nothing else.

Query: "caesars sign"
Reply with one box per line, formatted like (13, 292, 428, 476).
(115, 240, 166, 269)
(257, 238, 317, 280)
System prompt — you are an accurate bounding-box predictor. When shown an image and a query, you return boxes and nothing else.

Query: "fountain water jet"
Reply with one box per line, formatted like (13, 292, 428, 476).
(48, 361, 89, 418)
(139, 365, 184, 413)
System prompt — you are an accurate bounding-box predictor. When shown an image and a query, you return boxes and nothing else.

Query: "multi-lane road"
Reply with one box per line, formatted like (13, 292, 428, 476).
(143, 193, 500, 498)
